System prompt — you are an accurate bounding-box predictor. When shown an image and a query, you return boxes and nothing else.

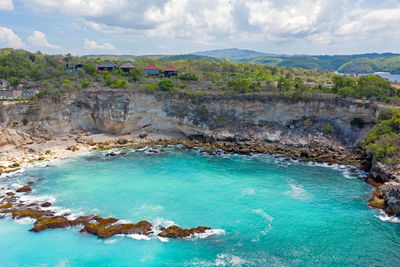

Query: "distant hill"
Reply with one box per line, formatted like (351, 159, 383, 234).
(84, 49, 400, 74)
(192, 48, 278, 60)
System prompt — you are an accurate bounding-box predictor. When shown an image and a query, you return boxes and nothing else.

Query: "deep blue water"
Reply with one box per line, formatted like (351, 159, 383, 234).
(1, 147, 400, 266)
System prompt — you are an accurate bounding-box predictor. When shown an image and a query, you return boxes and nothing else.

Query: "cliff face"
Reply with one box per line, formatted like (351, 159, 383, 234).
(0, 89, 378, 150)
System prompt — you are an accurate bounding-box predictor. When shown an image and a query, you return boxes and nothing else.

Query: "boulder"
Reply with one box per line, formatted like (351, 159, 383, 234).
(41, 202, 52, 208)
(16, 185, 32, 193)
(158, 225, 211, 238)
(380, 182, 400, 216)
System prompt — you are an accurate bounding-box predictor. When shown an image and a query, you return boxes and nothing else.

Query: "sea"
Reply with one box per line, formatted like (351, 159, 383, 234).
(1, 147, 399, 266)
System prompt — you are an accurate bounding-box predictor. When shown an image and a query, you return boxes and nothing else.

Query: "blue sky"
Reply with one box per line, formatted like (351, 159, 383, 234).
(0, 0, 399, 55)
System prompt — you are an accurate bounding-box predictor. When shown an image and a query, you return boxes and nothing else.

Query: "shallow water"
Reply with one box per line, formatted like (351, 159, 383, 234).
(1, 148, 400, 266)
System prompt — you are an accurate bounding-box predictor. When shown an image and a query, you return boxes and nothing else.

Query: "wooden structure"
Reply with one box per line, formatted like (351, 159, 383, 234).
(97, 60, 117, 71)
(144, 64, 159, 75)
(119, 62, 136, 73)
(163, 65, 178, 78)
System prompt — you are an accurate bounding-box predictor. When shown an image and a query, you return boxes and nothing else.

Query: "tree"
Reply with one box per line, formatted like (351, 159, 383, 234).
(84, 64, 97, 76)
(129, 68, 142, 82)
(158, 78, 174, 91)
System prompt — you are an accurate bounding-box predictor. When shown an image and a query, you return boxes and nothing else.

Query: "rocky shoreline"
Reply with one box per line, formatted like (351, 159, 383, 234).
(0, 129, 389, 233)
(0, 89, 399, 230)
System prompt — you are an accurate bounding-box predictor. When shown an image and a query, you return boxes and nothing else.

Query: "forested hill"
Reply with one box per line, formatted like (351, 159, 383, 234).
(86, 49, 400, 74)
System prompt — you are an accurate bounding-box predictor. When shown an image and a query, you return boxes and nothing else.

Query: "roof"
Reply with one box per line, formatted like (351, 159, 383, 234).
(98, 60, 117, 68)
(144, 64, 159, 70)
(163, 65, 178, 72)
(119, 62, 136, 69)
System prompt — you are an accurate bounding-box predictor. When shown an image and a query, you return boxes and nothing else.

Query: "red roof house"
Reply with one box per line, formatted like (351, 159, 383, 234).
(144, 64, 159, 75)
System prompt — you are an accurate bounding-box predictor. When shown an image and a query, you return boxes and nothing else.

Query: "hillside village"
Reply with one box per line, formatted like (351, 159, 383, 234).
(0, 56, 180, 100)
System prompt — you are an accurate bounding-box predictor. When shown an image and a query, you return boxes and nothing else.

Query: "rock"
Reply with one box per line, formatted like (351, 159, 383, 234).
(16, 185, 32, 193)
(6, 192, 15, 196)
(6, 209, 51, 219)
(80, 216, 153, 239)
(139, 132, 148, 139)
(158, 225, 211, 238)
(117, 138, 128, 145)
(0, 203, 12, 209)
(41, 202, 52, 208)
(368, 189, 385, 210)
(28, 181, 35, 185)
(380, 182, 400, 216)
(30, 216, 71, 232)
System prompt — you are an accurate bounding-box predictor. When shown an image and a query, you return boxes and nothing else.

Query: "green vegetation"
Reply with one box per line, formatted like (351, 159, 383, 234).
(323, 124, 333, 134)
(158, 78, 174, 91)
(0, 48, 399, 103)
(362, 109, 400, 162)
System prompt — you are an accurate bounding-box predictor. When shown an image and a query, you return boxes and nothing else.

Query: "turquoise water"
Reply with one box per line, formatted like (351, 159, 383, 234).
(1, 147, 400, 266)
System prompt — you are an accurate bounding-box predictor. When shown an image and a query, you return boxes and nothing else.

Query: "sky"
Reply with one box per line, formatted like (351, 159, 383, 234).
(0, 0, 399, 56)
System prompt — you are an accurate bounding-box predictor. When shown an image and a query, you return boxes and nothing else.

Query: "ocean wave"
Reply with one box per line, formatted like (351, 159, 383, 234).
(127, 234, 151, 240)
(377, 210, 400, 223)
(190, 229, 226, 239)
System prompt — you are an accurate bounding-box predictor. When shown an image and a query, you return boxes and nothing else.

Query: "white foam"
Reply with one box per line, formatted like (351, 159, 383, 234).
(253, 209, 273, 235)
(377, 210, 400, 223)
(215, 254, 247, 267)
(285, 182, 313, 201)
(127, 234, 151, 240)
(15, 217, 36, 225)
(191, 229, 226, 239)
(241, 188, 255, 196)
(104, 239, 118, 244)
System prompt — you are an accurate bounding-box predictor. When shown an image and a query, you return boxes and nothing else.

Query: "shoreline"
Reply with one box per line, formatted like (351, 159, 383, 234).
(1, 130, 391, 220)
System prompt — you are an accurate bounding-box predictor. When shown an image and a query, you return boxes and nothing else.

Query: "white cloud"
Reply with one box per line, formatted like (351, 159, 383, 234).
(22, 0, 400, 47)
(27, 30, 61, 49)
(0, 26, 25, 48)
(84, 38, 115, 51)
(0, 0, 14, 10)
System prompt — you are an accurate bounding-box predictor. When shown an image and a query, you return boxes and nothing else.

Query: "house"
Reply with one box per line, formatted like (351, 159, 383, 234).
(65, 63, 85, 73)
(119, 62, 136, 73)
(163, 65, 178, 78)
(97, 60, 117, 71)
(0, 79, 7, 90)
(144, 64, 159, 75)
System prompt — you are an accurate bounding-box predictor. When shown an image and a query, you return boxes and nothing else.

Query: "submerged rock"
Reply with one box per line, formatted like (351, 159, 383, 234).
(41, 202, 52, 208)
(30, 216, 71, 232)
(16, 185, 32, 193)
(81, 216, 153, 239)
(158, 225, 211, 238)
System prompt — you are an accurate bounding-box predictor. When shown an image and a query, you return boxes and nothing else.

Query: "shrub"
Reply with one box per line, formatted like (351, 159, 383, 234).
(323, 124, 333, 133)
(158, 78, 174, 91)
(81, 80, 91, 88)
(304, 118, 313, 126)
(179, 73, 198, 81)
(362, 109, 400, 161)
(110, 80, 127, 89)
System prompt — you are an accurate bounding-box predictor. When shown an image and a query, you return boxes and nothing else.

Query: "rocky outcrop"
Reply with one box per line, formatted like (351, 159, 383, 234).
(380, 182, 400, 216)
(158, 225, 211, 238)
(0, 182, 212, 239)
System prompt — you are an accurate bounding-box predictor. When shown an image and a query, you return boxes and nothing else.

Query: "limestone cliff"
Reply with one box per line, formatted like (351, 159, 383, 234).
(0, 89, 378, 152)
